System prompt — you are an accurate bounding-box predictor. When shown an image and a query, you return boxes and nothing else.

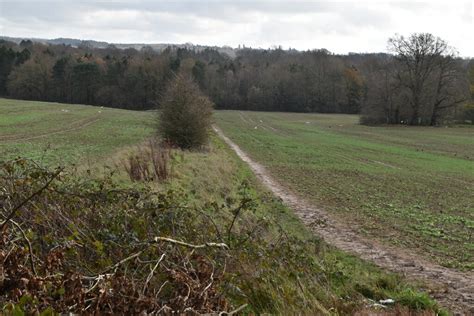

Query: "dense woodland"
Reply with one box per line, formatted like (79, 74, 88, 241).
(1, 34, 473, 125)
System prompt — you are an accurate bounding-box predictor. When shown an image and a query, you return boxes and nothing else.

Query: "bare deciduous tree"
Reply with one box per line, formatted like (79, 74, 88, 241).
(362, 33, 468, 126)
(428, 55, 468, 125)
(389, 33, 449, 124)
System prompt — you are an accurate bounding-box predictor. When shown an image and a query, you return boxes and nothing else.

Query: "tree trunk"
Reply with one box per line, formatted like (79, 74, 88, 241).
(410, 108, 419, 125)
(430, 110, 438, 126)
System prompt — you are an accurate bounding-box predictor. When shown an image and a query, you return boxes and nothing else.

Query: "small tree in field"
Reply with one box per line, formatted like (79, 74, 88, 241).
(158, 74, 213, 149)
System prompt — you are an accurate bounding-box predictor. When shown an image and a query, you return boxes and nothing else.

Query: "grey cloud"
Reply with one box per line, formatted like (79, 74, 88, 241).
(0, 0, 472, 55)
(1, 1, 390, 28)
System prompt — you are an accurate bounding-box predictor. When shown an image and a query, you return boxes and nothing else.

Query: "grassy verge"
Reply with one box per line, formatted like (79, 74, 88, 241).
(110, 134, 446, 314)
(215, 110, 474, 270)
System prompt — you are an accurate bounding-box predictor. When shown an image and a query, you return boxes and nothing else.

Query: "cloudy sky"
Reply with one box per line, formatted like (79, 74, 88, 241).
(0, 0, 472, 56)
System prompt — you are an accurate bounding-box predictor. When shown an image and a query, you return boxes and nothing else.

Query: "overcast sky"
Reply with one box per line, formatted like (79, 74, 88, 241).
(0, 0, 472, 56)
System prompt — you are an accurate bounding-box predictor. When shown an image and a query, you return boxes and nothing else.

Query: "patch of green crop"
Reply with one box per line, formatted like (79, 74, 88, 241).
(0, 98, 155, 166)
(215, 110, 474, 270)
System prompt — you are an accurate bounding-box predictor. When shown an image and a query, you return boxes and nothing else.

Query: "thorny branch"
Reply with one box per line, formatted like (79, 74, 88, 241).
(0, 167, 63, 231)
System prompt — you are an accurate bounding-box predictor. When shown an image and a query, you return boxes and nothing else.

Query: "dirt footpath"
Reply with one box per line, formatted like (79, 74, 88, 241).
(214, 125, 474, 315)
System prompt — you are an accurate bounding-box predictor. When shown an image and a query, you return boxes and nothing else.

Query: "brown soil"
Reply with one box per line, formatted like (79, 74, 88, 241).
(214, 125, 474, 315)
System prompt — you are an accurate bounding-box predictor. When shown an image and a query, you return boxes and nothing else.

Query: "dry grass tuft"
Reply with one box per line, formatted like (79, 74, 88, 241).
(122, 140, 172, 182)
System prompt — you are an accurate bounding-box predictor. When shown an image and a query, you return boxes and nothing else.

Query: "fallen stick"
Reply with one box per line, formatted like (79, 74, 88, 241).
(152, 237, 229, 249)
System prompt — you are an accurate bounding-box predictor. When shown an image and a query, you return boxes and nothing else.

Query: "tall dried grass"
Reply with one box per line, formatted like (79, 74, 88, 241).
(122, 140, 172, 182)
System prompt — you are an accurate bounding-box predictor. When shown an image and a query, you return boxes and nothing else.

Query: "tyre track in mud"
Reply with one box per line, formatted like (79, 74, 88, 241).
(213, 125, 474, 315)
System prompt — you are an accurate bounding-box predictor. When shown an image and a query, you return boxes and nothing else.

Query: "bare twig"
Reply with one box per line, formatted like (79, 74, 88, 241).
(235, 218, 265, 248)
(10, 219, 37, 276)
(226, 197, 253, 245)
(219, 303, 248, 315)
(2, 244, 17, 264)
(200, 261, 215, 296)
(152, 237, 229, 249)
(85, 274, 107, 294)
(226, 204, 244, 244)
(196, 208, 224, 242)
(0, 167, 63, 230)
(156, 304, 171, 314)
(100, 250, 143, 274)
(142, 253, 166, 295)
(155, 280, 169, 299)
(183, 282, 191, 303)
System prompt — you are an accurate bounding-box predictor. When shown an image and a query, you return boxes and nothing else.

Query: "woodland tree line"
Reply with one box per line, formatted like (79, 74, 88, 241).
(1, 33, 473, 125)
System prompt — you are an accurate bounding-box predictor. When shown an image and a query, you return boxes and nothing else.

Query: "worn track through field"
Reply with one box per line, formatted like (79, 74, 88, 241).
(0, 117, 101, 142)
(213, 125, 474, 315)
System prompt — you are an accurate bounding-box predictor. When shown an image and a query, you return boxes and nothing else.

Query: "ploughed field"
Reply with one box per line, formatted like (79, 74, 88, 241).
(215, 111, 474, 270)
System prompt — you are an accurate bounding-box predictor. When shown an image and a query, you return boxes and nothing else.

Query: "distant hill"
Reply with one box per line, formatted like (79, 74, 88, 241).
(0, 35, 237, 58)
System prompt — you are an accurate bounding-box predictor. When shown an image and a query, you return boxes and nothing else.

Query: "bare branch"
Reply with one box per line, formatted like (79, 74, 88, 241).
(219, 304, 248, 315)
(10, 219, 37, 276)
(152, 236, 229, 249)
(100, 250, 143, 274)
(0, 167, 63, 230)
(142, 252, 166, 295)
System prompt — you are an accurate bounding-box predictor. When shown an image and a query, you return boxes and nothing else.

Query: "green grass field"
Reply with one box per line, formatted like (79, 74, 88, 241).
(0, 99, 448, 314)
(216, 111, 474, 270)
(0, 98, 154, 165)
